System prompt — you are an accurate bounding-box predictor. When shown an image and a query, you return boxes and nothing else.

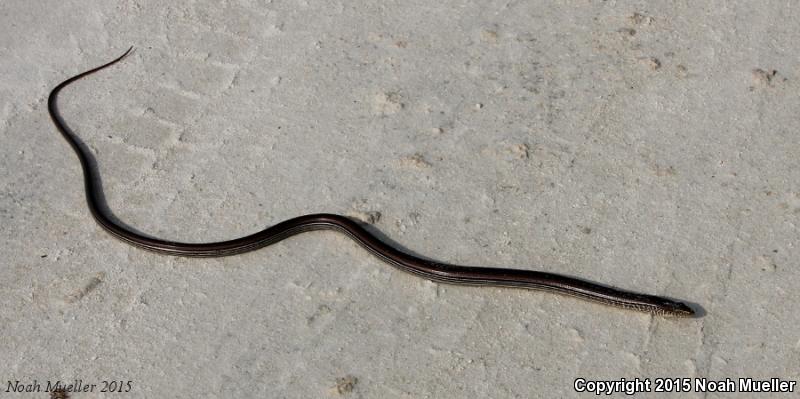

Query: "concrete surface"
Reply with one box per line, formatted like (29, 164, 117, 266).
(2, 1, 799, 398)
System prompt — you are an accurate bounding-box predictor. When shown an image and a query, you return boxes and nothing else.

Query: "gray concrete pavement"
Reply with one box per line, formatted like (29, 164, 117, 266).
(1, 1, 798, 397)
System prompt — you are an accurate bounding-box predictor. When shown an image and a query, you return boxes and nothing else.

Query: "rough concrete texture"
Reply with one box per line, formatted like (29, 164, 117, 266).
(2, 1, 799, 398)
